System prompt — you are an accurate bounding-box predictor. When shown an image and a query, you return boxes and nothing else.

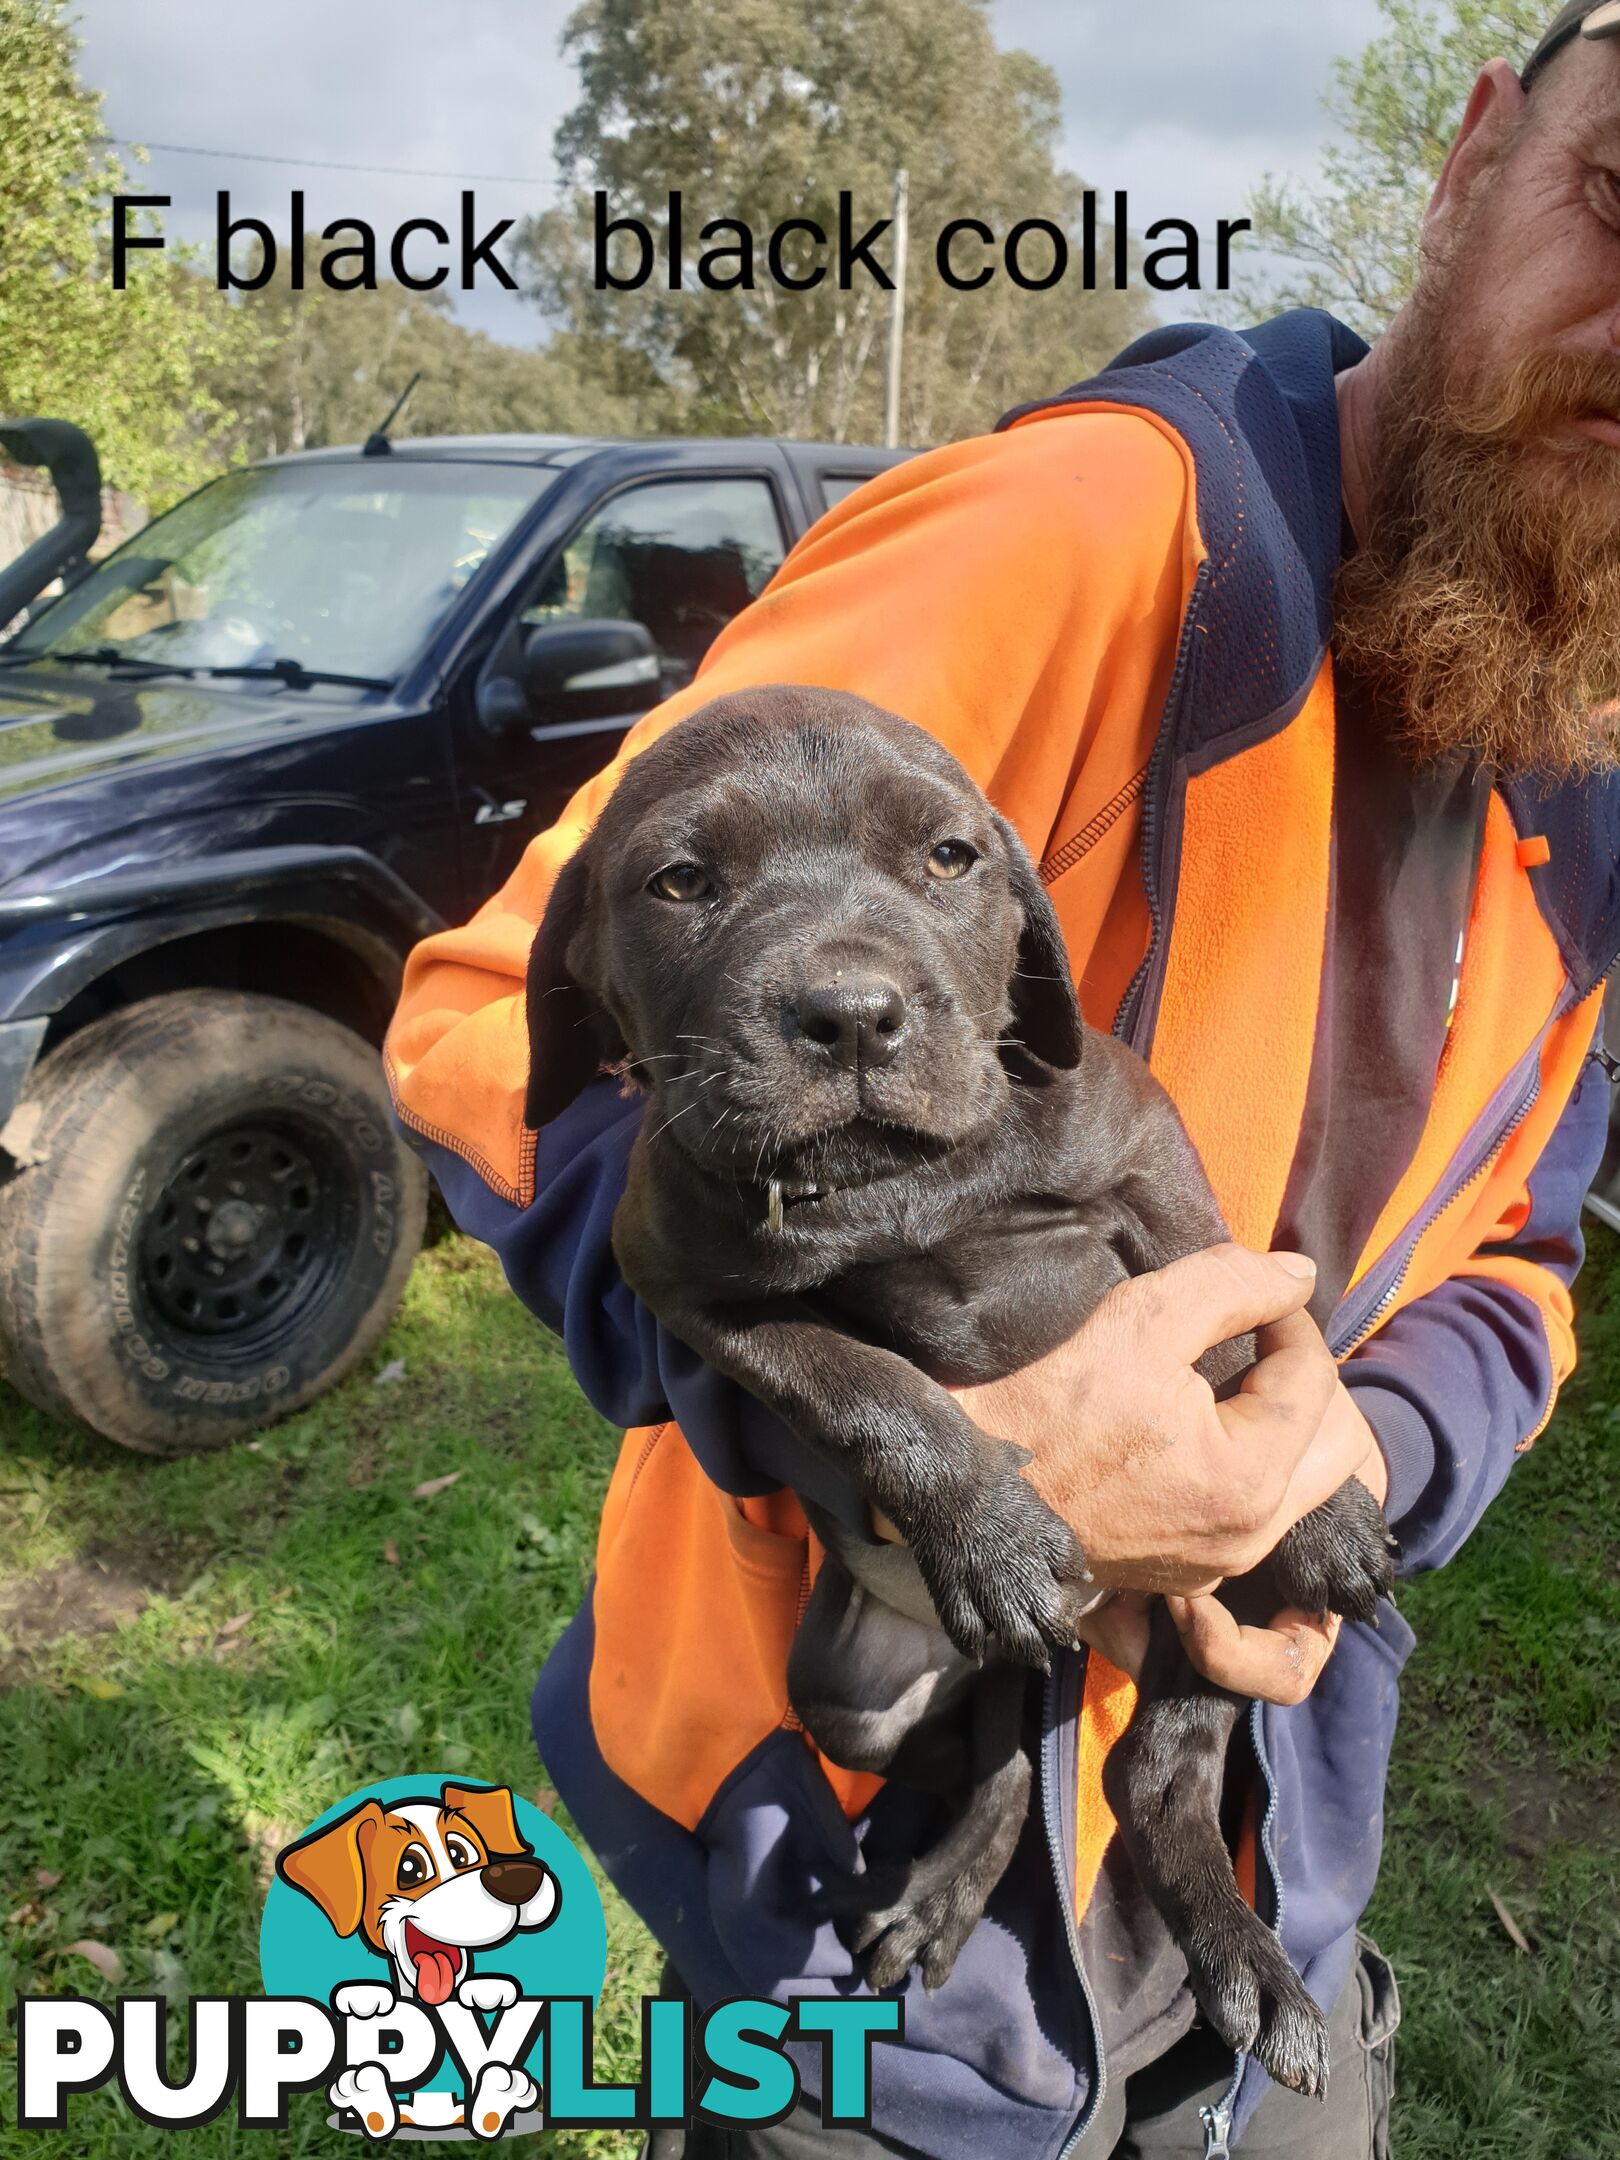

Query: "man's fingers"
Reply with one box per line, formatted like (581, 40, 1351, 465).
(1217, 1304, 1339, 1449)
(1166, 1595, 1342, 1706)
(1072, 1591, 1153, 1681)
(1113, 1244, 1318, 1367)
(1269, 1385, 1388, 1535)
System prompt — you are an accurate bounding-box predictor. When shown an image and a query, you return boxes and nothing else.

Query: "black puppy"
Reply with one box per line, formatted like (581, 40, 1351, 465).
(525, 686, 1393, 2097)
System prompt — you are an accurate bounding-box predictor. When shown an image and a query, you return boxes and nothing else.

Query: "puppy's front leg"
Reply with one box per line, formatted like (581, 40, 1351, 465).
(674, 1295, 1094, 1669)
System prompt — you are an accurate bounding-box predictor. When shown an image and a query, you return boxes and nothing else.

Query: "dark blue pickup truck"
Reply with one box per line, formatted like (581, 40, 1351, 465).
(0, 422, 907, 1451)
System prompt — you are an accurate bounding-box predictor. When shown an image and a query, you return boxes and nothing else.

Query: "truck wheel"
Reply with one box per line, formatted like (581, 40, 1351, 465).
(0, 991, 427, 1454)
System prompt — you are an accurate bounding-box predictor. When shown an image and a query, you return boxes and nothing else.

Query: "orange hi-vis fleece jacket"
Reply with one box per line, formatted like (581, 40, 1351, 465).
(386, 313, 1617, 2154)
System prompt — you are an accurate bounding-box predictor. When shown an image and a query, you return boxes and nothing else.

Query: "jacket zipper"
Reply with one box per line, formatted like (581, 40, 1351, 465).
(1195, 998, 1603, 2154)
(1328, 941, 1618, 1360)
(1100, 622, 1612, 2158)
(1329, 1069, 1542, 1359)
(1044, 565, 1211, 2155)
(1218, 1002, 1592, 2155)
(1044, 1650, 1111, 2157)
(1200, 2101, 1233, 2158)
(1198, 1695, 1287, 2156)
(1115, 561, 1211, 1052)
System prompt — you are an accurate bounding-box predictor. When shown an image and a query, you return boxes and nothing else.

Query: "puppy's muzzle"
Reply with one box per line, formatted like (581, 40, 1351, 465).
(481, 1858, 546, 1907)
(788, 974, 908, 1071)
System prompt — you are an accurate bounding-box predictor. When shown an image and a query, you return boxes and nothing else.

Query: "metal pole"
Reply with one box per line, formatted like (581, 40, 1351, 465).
(884, 168, 910, 449)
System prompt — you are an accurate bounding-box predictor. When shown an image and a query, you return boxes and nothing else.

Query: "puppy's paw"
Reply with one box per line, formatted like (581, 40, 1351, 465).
(908, 1455, 1089, 1668)
(1273, 1478, 1395, 1626)
(332, 1982, 396, 2021)
(457, 1973, 519, 2013)
(850, 1876, 983, 1996)
(1186, 1916, 1329, 2100)
(329, 2064, 398, 2140)
(1254, 1980, 1333, 2101)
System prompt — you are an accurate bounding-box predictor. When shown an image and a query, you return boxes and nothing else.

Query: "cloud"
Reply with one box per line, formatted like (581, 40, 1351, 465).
(73, 0, 575, 341)
(992, 0, 1387, 153)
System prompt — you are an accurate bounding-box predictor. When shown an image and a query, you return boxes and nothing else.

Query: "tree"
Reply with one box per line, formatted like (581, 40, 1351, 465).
(521, 0, 1152, 445)
(0, 0, 247, 503)
(1233, 1, 1543, 334)
(204, 244, 639, 463)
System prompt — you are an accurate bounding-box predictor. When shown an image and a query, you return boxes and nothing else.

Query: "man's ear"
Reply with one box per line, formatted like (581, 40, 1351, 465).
(996, 816, 1083, 1070)
(441, 1783, 530, 1861)
(524, 843, 627, 1131)
(276, 1800, 385, 1939)
(1424, 59, 1525, 248)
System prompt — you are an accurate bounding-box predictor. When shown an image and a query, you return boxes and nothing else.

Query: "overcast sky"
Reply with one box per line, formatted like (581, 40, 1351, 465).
(73, 0, 1428, 344)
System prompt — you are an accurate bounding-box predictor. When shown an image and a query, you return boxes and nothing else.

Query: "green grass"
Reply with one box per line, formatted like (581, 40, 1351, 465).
(0, 1227, 657, 2156)
(0, 1225, 1616, 2155)
(1362, 1225, 1620, 2158)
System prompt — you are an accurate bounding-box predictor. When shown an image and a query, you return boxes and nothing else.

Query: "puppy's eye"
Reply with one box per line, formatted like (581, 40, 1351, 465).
(927, 841, 978, 881)
(648, 862, 712, 903)
(445, 1835, 477, 1871)
(396, 1844, 435, 1890)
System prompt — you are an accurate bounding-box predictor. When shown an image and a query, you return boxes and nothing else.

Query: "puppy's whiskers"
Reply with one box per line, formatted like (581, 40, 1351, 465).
(648, 1101, 699, 1143)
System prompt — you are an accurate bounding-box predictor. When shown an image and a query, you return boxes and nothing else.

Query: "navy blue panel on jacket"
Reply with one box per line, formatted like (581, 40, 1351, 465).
(999, 309, 1368, 757)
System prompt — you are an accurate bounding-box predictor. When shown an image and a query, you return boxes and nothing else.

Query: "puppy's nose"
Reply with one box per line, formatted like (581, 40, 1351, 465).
(789, 976, 908, 1069)
(481, 1858, 545, 1907)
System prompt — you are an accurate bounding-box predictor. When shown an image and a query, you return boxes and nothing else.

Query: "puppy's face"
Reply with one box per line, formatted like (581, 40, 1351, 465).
(528, 689, 1081, 1199)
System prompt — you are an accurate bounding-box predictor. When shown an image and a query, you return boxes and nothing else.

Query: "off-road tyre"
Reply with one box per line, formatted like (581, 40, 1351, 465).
(0, 991, 426, 1453)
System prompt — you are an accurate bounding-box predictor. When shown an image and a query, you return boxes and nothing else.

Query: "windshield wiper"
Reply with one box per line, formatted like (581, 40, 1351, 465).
(3, 643, 198, 678)
(200, 659, 393, 692)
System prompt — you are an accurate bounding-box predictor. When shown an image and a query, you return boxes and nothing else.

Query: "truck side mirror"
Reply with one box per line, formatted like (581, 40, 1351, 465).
(476, 617, 661, 738)
(524, 617, 659, 700)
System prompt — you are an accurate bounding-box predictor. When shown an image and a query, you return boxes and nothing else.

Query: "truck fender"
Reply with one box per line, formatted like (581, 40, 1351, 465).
(0, 846, 443, 1126)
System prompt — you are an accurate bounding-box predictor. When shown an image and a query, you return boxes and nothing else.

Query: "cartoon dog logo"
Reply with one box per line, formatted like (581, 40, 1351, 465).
(276, 1781, 559, 2137)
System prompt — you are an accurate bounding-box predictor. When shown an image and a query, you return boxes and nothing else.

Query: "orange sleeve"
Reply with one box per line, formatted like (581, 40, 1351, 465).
(385, 408, 1202, 1203)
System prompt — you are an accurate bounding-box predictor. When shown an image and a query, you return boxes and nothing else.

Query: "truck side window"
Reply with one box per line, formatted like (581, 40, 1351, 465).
(520, 477, 786, 690)
(819, 474, 873, 511)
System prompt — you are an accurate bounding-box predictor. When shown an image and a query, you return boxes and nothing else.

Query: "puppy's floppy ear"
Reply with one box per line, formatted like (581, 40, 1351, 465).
(524, 843, 627, 1131)
(996, 815, 1084, 1070)
(441, 1783, 531, 1861)
(276, 1800, 385, 1939)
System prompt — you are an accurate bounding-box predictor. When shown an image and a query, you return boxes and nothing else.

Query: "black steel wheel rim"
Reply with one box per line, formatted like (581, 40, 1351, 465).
(138, 1116, 359, 1363)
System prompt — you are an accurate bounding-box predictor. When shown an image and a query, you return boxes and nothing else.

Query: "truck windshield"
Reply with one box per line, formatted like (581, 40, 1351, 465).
(5, 459, 555, 683)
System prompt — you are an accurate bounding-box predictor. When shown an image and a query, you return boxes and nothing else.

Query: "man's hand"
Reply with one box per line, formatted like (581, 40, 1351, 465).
(1075, 1589, 1345, 1706)
(958, 1244, 1368, 1594)
(953, 1244, 1389, 1703)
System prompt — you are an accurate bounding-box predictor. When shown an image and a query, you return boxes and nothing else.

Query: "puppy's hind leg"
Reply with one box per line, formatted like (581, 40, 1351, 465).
(1102, 1605, 1329, 2099)
(788, 1553, 1030, 1993)
(844, 1671, 1031, 1994)
(788, 1544, 979, 1792)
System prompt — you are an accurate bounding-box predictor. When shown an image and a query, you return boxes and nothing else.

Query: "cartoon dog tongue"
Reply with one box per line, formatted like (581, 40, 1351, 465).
(404, 1920, 461, 2005)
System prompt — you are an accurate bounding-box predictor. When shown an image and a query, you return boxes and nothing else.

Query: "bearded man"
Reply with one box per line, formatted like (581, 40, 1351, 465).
(385, 9, 1620, 2154)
